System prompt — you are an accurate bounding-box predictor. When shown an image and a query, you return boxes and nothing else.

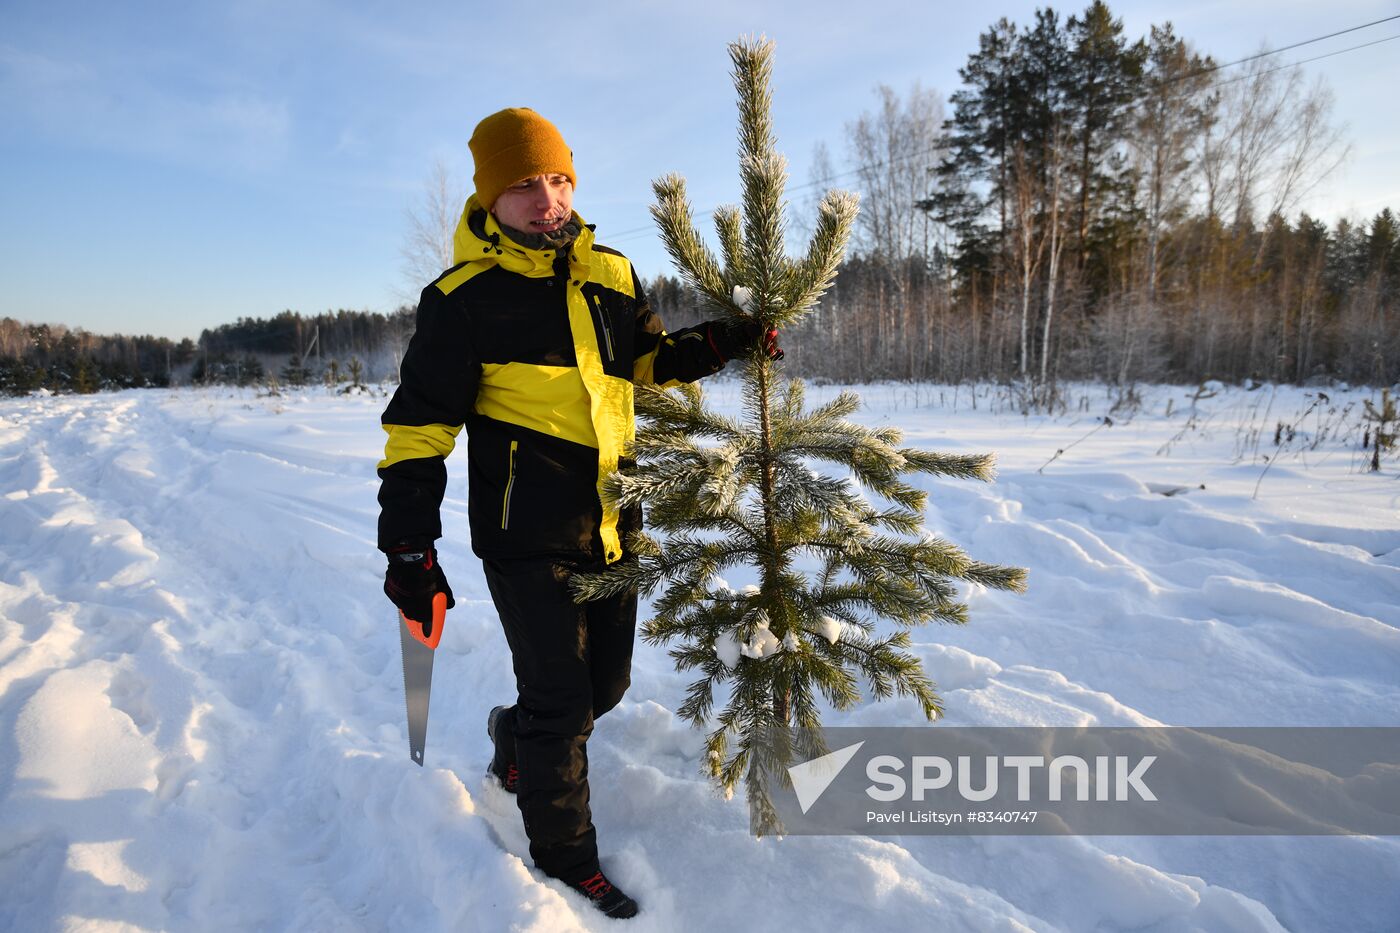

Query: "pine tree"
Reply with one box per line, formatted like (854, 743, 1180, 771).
(935, 17, 1022, 265)
(572, 36, 1027, 834)
(281, 354, 308, 387)
(1065, 2, 1147, 266)
(72, 356, 98, 394)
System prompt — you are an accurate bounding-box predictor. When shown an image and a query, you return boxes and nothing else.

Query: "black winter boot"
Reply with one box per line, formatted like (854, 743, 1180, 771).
(486, 705, 519, 794)
(564, 868, 639, 919)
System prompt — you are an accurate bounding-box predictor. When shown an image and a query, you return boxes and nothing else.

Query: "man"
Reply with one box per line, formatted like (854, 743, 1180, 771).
(376, 107, 778, 920)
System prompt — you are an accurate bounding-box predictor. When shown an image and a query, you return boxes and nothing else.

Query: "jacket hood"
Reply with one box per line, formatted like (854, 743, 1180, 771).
(451, 193, 594, 279)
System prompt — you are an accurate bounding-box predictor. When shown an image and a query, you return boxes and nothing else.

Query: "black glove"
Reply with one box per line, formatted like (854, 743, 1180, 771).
(384, 543, 455, 630)
(707, 319, 784, 363)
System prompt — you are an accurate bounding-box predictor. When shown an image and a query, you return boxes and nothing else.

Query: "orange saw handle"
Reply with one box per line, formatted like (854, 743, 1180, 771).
(400, 591, 448, 650)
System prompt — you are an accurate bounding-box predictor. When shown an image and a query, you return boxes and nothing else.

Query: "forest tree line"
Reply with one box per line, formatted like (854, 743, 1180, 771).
(777, 2, 1398, 389)
(0, 309, 414, 395)
(0, 319, 193, 394)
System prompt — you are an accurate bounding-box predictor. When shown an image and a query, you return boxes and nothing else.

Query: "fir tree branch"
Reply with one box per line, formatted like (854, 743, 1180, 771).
(651, 175, 732, 314)
(784, 189, 860, 324)
(963, 560, 1030, 593)
(859, 505, 925, 536)
(715, 206, 745, 284)
(779, 378, 805, 423)
(730, 37, 789, 321)
(740, 152, 791, 315)
(678, 669, 721, 724)
(901, 449, 998, 481)
(802, 650, 862, 710)
(635, 383, 747, 441)
(569, 557, 657, 602)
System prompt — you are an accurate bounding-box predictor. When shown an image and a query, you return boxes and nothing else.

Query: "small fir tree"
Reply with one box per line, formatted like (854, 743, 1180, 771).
(281, 354, 308, 387)
(238, 355, 264, 387)
(573, 37, 1027, 834)
(72, 357, 98, 394)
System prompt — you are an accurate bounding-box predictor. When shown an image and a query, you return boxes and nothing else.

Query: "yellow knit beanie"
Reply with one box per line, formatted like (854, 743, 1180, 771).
(468, 108, 576, 210)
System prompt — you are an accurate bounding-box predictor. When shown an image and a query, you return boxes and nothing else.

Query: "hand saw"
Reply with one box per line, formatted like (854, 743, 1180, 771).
(399, 592, 448, 766)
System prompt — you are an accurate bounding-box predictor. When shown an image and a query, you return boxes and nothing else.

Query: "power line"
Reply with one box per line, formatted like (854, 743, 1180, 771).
(603, 15, 1399, 246)
(1191, 12, 1399, 78)
(1205, 32, 1400, 91)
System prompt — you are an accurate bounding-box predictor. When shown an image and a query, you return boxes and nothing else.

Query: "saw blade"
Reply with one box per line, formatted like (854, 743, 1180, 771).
(399, 612, 436, 766)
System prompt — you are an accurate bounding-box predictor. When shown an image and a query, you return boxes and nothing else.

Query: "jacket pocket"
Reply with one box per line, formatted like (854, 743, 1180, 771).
(501, 439, 518, 530)
(590, 293, 616, 363)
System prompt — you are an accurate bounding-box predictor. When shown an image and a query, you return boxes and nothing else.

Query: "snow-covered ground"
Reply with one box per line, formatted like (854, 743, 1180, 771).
(1, 381, 1396, 932)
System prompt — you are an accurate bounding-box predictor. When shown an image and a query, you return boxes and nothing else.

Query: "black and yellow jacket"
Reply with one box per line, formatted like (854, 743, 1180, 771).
(377, 196, 724, 564)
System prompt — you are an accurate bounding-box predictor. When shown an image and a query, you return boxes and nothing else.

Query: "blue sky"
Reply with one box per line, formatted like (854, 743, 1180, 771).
(2, 0, 1397, 340)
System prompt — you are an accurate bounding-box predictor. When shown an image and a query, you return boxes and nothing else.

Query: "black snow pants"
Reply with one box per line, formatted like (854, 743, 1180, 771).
(482, 557, 637, 881)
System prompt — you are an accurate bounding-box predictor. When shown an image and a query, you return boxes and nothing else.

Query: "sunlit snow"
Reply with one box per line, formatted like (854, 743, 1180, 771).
(1, 380, 1396, 931)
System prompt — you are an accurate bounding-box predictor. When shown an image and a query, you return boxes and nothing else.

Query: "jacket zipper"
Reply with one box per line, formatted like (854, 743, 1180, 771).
(501, 440, 518, 530)
(590, 294, 615, 363)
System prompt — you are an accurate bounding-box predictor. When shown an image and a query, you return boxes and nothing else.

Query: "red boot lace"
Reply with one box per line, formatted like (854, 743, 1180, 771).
(577, 871, 613, 899)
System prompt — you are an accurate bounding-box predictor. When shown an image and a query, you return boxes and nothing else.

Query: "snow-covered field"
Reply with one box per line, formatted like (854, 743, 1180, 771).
(1, 381, 1396, 932)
